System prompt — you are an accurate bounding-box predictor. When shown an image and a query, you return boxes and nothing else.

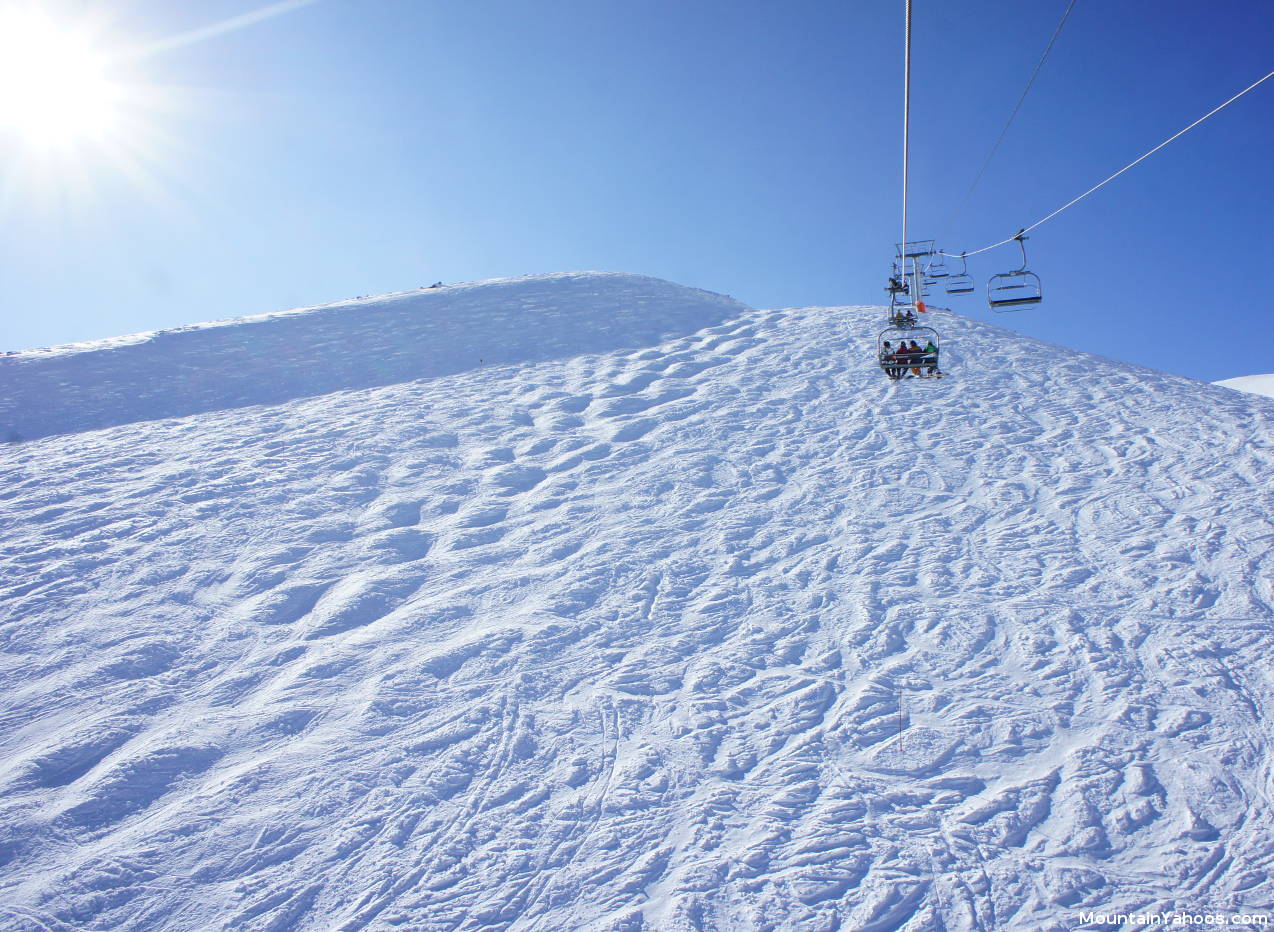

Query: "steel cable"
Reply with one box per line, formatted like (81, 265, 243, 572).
(947, 0, 1079, 232)
(943, 67, 1274, 259)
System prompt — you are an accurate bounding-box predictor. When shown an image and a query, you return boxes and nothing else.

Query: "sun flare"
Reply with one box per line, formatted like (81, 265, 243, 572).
(0, 1, 319, 208)
(0, 10, 124, 148)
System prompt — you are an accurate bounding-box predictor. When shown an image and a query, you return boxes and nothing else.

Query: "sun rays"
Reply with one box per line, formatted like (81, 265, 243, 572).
(0, 1, 322, 220)
(0, 8, 125, 149)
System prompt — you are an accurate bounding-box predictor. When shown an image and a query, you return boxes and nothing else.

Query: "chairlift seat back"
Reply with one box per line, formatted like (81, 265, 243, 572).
(878, 325, 939, 356)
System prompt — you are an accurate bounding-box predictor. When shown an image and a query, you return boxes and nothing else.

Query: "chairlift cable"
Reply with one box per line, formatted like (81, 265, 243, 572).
(947, 0, 1079, 230)
(942, 66, 1274, 259)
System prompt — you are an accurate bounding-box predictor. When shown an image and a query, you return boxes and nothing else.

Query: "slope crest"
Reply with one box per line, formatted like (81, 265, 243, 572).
(1216, 373, 1274, 400)
(0, 271, 747, 441)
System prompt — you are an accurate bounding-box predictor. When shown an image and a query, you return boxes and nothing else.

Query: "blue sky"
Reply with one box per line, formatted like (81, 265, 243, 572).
(1, 0, 1271, 383)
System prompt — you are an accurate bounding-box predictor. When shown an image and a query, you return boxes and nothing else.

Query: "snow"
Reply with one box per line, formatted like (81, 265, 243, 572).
(1215, 374, 1274, 400)
(0, 272, 744, 443)
(2, 271, 1273, 931)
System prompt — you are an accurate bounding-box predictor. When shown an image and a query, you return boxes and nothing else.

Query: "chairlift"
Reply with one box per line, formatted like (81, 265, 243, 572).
(886, 263, 930, 298)
(987, 233, 1042, 311)
(878, 325, 941, 380)
(885, 265, 909, 297)
(888, 294, 920, 327)
(945, 254, 975, 295)
(925, 254, 950, 279)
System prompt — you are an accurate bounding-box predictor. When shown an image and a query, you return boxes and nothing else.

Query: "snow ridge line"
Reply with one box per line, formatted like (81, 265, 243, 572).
(0, 272, 747, 442)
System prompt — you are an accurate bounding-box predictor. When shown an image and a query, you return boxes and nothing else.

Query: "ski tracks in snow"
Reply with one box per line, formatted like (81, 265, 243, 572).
(0, 298, 1273, 929)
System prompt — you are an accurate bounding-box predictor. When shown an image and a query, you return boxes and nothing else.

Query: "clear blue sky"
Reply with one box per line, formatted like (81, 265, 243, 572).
(2, 0, 1271, 383)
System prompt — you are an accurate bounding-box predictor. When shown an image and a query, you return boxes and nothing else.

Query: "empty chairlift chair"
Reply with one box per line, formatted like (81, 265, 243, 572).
(945, 253, 975, 295)
(987, 233, 1042, 311)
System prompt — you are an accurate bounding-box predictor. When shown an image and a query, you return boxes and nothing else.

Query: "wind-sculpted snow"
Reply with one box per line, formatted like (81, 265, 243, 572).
(0, 272, 745, 442)
(1, 278, 1273, 931)
(1216, 373, 1274, 400)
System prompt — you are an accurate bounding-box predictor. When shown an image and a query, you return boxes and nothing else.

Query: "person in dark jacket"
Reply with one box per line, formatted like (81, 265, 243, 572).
(881, 341, 902, 379)
(906, 340, 924, 377)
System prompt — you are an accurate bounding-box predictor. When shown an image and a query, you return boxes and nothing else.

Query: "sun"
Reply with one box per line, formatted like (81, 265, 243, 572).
(0, 9, 124, 148)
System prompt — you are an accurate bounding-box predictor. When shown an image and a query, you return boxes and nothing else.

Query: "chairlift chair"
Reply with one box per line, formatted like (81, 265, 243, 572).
(888, 294, 920, 328)
(878, 325, 941, 380)
(945, 254, 975, 295)
(988, 272, 1042, 309)
(902, 272, 930, 298)
(987, 233, 1043, 311)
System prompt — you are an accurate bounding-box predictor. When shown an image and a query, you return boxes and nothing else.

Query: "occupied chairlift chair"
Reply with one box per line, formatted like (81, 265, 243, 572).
(878, 323, 941, 379)
(886, 265, 930, 303)
(885, 263, 909, 299)
(987, 233, 1043, 311)
(879, 292, 940, 378)
(881, 241, 942, 378)
(887, 293, 919, 327)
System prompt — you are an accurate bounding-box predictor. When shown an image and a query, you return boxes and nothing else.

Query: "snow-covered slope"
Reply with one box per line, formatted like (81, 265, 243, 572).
(0, 272, 744, 442)
(1216, 374, 1274, 400)
(2, 273, 1273, 931)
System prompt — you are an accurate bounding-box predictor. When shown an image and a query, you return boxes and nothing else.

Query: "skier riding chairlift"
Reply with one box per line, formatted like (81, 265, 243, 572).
(878, 324, 940, 379)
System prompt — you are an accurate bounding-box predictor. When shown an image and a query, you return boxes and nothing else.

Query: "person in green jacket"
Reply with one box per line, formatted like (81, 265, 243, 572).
(923, 339, 940, 376)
